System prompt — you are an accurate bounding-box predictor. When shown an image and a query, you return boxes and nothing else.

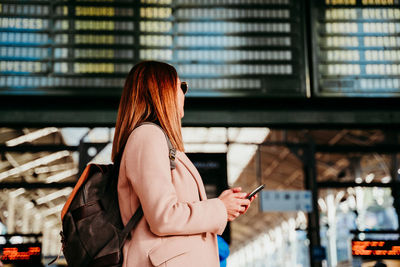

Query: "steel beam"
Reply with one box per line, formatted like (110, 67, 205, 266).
(303, 142, 322, 267)
(2, 96, 400, 128)
(3, 108, 400, 127)
(261, 143, 400, 154)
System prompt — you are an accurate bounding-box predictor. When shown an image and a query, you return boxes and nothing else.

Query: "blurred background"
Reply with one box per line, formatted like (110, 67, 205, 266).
(1, 0, 400, 266)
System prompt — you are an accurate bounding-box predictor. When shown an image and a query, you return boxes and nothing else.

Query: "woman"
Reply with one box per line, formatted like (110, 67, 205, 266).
(112, 61, 255, 267)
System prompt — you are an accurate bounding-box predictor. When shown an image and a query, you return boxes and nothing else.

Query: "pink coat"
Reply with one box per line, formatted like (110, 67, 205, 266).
(118, 124, 228, 267)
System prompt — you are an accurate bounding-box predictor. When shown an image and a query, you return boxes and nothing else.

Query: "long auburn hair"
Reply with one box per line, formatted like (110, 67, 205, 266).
(111, 61, 184, 162)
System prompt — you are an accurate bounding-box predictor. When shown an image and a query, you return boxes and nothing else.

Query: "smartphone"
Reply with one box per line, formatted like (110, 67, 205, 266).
(246, 184, 265, 199)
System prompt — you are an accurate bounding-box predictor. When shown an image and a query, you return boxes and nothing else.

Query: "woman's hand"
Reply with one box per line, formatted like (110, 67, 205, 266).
(241, 193, 257, 214)
(218, 187, 250, 221)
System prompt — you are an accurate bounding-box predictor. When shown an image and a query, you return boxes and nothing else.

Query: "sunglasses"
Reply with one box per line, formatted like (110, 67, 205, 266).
(180, 82, 188, 95)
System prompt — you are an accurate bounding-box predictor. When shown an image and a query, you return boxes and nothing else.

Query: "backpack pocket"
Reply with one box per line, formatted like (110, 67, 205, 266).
(62, 211, 93, 267)
(74, 204, 121, 262)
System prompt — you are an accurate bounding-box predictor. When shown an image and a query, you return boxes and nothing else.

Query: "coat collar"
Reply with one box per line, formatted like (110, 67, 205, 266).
(175, 151, 207, 201)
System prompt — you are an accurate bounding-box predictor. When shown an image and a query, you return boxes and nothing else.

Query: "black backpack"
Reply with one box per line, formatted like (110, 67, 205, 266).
(58, 122, 176, 267)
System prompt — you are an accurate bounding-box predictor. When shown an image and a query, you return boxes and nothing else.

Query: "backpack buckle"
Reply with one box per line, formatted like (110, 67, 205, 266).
(169, 148, 176, 161)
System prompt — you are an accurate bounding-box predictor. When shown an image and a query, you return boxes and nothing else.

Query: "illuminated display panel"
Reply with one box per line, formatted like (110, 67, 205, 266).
(171, 0, 306, 97)
(0, 0, 134, 96)
(0, 2, 51, 96)
(0, 243, 42, 264)
(0, 0, 306, 97)
(312, 0, 400, 96)
(352, 240, 400, 259)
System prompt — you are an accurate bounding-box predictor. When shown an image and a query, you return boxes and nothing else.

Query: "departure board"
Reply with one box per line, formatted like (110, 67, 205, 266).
(0, 0, 307, 98)
(312, 0, 400, 97)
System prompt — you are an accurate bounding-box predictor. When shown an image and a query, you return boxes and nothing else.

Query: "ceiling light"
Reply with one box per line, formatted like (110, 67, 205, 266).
(318, 198, 327, 213)
(10, 188, 25, 198)
(34, 163, 74, 174)
(24, 202, 34, 209)
(45, 169, 78, 183)
(9, 236, 23, 244)
(365, 173, 375, 183)
(381, 176, 391, 183)
(0, 151, 70, 182)
(36, 188, 73, 204)
(42, 204, 64, 217)
(6, 127, 58, 147)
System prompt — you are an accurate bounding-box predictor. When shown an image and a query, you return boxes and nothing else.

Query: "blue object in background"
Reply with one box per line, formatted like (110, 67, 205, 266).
(217, 235, 230, 267)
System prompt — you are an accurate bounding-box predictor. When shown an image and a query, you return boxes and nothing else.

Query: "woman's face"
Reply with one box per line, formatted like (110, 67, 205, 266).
(177, 77, 185, 118)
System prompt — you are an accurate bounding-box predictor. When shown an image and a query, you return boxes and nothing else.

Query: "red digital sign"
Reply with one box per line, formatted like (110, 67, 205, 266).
(0, 243, 42, 264)
(352, 240, 400, 259)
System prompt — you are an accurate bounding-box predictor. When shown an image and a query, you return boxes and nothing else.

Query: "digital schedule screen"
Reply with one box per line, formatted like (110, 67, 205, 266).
(352, 240, 400, 259)
(312, 0, 400, 97)
(0, 243, 42, 264)
(0, 0, 307, 98)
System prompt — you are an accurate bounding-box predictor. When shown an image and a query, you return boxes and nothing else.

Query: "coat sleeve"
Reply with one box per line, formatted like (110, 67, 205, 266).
(124, 125, 228, 236)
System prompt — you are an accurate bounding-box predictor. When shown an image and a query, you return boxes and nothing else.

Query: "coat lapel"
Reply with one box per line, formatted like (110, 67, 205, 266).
(176, 151, 207, 200)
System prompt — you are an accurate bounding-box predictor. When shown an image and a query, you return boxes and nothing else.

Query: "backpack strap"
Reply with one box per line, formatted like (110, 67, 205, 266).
(119, 121, 177, 245)
(137, 122, 176, 170)
(119, 206, 143, 249)
(115, 122, 176, 170)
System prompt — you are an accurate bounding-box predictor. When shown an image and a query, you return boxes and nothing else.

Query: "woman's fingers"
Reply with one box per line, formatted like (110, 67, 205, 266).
(237, 198, 250, 206)
(228, 213, 240, 221)
(220, 187, 260, 221)
(240, 206, 248, 214)
(233, 192, 247, 199)
(231, 187, 242, 193)
(239, 194, 258, 214)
